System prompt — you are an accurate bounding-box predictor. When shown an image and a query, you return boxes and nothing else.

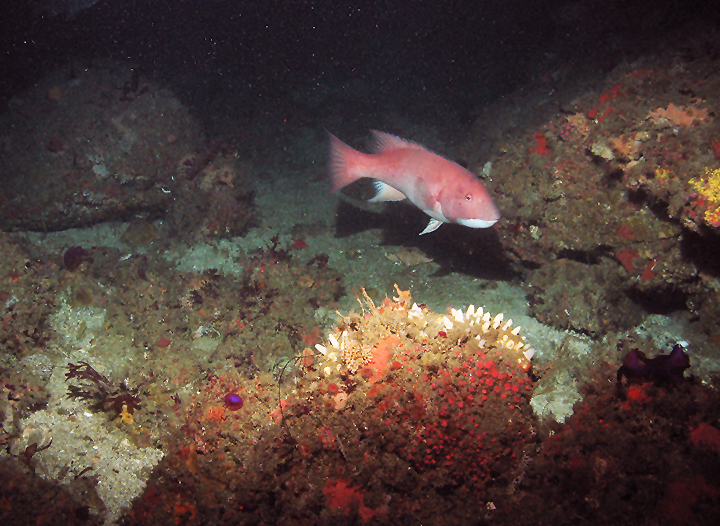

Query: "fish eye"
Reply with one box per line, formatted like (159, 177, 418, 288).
(465, 194, 472, 201)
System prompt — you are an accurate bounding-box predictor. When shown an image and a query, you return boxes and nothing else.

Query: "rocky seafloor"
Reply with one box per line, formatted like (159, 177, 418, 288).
(1, 36, 720, 526)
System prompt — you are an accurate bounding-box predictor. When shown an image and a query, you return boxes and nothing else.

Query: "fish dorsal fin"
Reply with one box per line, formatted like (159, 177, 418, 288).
(371, 130, 427, 154)
(368, 180, 407, 202)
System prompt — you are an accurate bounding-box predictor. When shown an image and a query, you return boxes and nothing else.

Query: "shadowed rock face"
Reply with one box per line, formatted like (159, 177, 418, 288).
(471, 41, 720, 338)
(0, 61, 255, 238)
(0, 62, 201, 232)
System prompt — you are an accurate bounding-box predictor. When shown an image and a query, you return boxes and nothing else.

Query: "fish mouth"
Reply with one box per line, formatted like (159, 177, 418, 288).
(457, 218, 499, 229)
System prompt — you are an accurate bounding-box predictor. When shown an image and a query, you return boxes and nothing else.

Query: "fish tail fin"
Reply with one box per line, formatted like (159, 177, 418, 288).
(328, 132, 362, 193)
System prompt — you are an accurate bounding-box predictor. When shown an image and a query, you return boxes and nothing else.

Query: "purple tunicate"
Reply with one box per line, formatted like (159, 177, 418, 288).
(224, 393, 244, 411)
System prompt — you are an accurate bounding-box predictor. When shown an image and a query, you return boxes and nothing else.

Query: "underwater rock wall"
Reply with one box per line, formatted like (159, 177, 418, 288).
(0, 61, 255, 239)
(464, 39, 720, 339)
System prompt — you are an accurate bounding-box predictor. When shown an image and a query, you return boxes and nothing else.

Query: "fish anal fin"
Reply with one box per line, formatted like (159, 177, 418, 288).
(369, 181, 407, 202)
(419, 218, 443, 235)
(371, 130, 426, 154)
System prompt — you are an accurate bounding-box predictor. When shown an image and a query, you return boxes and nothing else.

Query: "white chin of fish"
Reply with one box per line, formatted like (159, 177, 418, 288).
(457, 218, 499, 229)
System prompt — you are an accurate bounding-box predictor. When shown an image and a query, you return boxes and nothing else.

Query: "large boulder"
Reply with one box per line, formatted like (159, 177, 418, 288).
(0, 61, 217, 232)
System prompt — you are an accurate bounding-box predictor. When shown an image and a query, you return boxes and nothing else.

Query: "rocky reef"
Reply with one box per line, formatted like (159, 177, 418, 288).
(0, 61, 255, 239)
(119, 286, 541, 525)
(462, 40, 720, 341)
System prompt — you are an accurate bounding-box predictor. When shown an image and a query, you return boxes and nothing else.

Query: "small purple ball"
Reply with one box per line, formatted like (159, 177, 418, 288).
(224, 393, 244, 411)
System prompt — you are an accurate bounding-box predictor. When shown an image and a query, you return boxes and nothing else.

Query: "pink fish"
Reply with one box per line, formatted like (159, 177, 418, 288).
(328, 131, 501, 234)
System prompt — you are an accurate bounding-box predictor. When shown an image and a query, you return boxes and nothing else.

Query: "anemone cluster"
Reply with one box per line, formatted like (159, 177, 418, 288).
(267, 286, 541, 522)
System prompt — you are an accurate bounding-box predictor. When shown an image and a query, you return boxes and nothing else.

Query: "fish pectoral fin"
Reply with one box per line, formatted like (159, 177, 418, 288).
(419, 218, 443, 235)
(368, 181, 407, 202)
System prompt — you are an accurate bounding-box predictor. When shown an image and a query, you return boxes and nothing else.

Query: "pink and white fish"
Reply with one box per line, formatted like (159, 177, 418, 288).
(328, 131, 501, 234)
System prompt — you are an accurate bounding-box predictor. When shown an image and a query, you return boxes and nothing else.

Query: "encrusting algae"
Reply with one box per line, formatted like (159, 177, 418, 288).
(275, 285, 539, 523)
(131, 285, 541, 525)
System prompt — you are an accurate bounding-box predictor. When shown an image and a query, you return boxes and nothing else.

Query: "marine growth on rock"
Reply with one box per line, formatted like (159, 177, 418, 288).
(139, 285, 541, 525)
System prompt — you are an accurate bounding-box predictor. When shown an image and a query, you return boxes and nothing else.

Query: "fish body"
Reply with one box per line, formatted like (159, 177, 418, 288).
(328, 131, 500, 234)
